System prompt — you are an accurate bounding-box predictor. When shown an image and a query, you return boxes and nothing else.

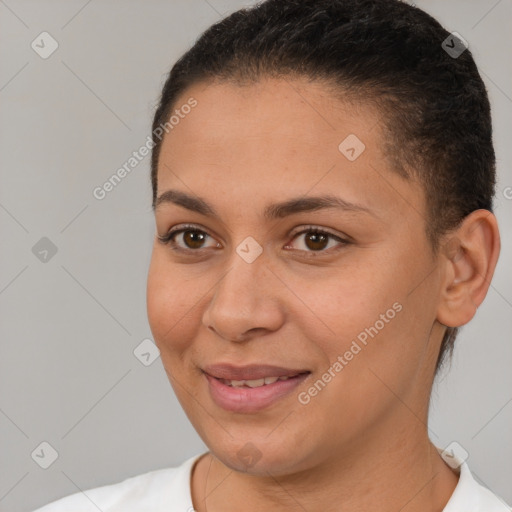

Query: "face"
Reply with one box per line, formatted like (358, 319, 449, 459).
(147, 77, 444, 476)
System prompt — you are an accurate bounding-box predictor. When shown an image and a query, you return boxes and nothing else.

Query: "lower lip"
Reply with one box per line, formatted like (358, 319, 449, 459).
(204, 372, 310, 413)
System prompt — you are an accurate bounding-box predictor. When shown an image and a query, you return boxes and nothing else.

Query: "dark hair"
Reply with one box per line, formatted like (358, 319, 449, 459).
(150, 0, 495, 376)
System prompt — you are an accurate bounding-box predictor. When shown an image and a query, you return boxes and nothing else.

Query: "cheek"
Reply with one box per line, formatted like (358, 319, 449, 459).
(306, 250, 438, 408)
(146, 251, 202, 355)
(293, 279, 411, 437)
(298, 264, 399, 357)
(298, 253, 426, 401)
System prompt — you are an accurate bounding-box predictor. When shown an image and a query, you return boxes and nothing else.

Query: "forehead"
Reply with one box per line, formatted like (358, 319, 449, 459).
(160, 77, 383, 162)
(155, 78, 421, 220)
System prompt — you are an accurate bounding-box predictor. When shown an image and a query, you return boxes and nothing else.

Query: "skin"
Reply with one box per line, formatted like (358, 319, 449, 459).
(146, 77, 500, 512)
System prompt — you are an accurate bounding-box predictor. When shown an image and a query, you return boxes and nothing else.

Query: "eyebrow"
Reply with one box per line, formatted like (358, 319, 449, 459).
(154, 189, 375, 220)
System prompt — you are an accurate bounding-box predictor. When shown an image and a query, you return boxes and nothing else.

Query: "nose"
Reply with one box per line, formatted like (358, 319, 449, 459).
(202, 254, 285, 343)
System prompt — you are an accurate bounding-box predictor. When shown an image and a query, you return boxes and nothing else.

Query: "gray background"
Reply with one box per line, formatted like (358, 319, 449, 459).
(0, 1, 510, 510)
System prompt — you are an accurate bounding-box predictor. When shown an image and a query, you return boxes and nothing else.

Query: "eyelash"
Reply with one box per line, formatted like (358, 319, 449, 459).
(157, 223, 350, 257)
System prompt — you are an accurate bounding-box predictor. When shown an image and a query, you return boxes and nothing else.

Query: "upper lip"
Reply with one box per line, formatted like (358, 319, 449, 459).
(203, 363, 310, 381)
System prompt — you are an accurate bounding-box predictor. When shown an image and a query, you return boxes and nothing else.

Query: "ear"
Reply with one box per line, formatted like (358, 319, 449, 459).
(436, 209, 500, 328)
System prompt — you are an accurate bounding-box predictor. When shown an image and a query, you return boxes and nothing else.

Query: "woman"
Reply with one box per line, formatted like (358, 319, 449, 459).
(34, 0, 510, 510)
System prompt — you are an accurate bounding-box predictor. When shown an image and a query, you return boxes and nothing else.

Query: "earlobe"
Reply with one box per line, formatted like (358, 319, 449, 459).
(436, 210, 500, 328)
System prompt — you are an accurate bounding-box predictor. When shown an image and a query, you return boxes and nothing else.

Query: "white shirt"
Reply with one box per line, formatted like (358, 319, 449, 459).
(33, 450, 511, 511)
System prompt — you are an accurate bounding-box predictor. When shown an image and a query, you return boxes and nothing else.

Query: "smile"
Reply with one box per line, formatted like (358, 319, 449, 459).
(203, 368, 311, 413)
(219, 374, 302, 388)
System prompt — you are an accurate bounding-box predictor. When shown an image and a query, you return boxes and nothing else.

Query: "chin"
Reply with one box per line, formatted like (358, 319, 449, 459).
(206, 434, 316, 477)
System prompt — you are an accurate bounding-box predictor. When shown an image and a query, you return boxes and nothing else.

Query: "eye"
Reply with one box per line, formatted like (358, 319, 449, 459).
(158, 223, 349, 256)
(157, 224, 220, 252)
(284, 226, 349, 255)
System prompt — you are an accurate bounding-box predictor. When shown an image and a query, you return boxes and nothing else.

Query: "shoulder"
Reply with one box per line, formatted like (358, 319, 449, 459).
(32, 453, 205, 512)
(442, 457, 511, 511)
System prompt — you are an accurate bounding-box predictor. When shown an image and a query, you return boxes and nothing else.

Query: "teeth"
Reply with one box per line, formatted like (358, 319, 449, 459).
(245, 378, 265, 388)
(222, 374, 300, 388)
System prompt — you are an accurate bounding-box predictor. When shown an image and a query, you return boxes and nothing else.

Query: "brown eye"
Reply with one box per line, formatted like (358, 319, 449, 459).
(158, 224, 220, 252)
(285, 227, 348, 255)
(304, 232, 329, 251)
(182, 230, 207, 249)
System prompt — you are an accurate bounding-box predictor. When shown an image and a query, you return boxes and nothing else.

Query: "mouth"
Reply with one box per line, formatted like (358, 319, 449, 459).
(202, 363, 311, 413)
(216, 373, 304, 388)
(203, 363, 310, 381)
